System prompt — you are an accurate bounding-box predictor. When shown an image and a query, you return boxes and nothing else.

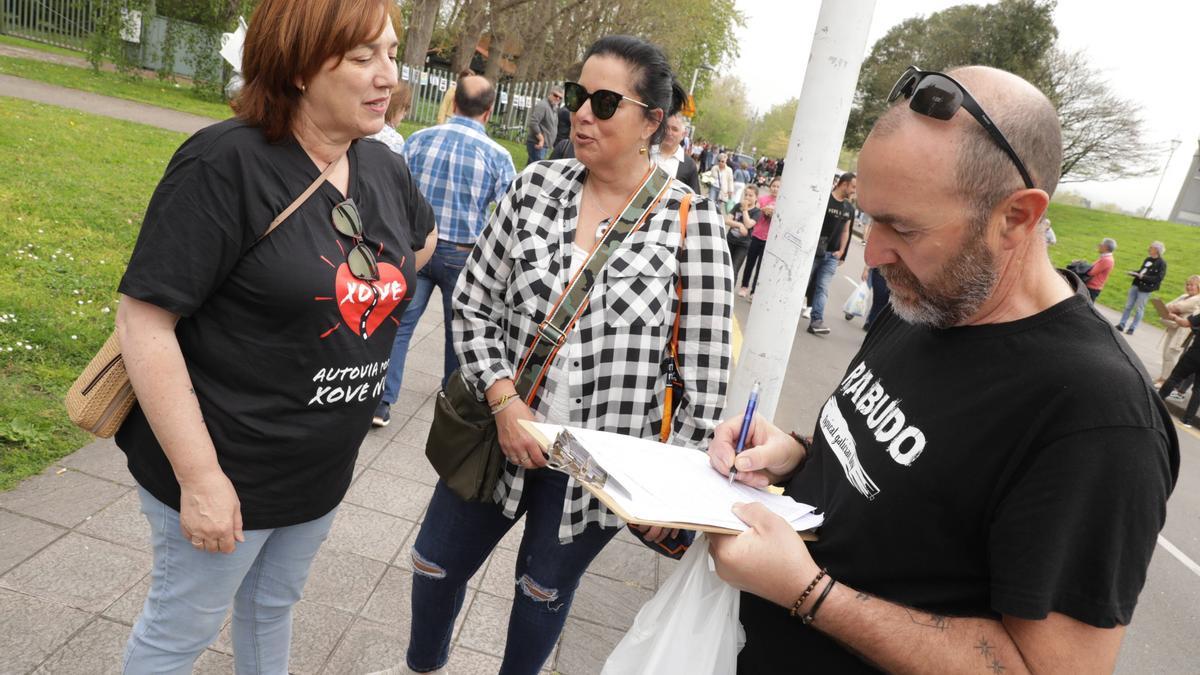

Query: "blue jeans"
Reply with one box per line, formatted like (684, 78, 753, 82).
(526, 141, 545, 165)
(809, 251, 840, 323)
(865, 267, 891, 329)
(382, 241, 469, 404)
(1118, 285, 1151, 331)
(123, 487, 336, 674)
(407, 471, 621, 674)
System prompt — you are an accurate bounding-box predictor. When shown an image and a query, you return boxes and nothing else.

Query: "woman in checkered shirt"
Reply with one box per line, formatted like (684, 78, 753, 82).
(392, 36, 734, 675)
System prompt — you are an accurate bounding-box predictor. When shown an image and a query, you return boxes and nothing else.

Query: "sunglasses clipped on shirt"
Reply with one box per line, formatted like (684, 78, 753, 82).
(331, 199, 380, 282)
(887, 66, 1035, 190)
(562, 81, 650, 120)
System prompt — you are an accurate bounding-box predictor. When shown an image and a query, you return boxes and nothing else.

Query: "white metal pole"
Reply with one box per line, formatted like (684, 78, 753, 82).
(729, 0, 877, 422)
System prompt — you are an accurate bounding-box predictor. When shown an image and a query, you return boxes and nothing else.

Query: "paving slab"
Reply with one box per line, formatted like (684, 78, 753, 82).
(0, 467, 129, 528)
(587, 537, 658, 590)
(0, 509, 66, 575)
(76, 489, 151, 552)
(0, 532, 150, 612)
(454, 590, 513, 659)
(34, 616, 129, 675)
(555, 617, 628, 675)
(194, 648, 235, 673)
(322, 617, 407, 675)
(344, 469, 434, 521)
(102, 572, 150, 626)
(372, 438, 441, 486)
(302, 547, 388, 615)
(567, 571, 654, 630)
(325, 502, 415, 564)
(391, 417, 434, 449)
(0, 587, 92, 673)
(59, 438, 137, 487)
(212, 599, 354, 674)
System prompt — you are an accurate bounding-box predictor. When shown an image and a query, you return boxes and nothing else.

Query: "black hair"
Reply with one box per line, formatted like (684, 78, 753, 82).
(583, 35, 686, 145)
(454, 75, 496, 118)
(835, 171, 856, 187)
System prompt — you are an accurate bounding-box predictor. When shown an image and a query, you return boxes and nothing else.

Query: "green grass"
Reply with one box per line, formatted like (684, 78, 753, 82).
(0, 96, 187, 489)
(1045, 202, 1200, 320)
(0, 33, 88, 60)
(0, 55, 232, 119)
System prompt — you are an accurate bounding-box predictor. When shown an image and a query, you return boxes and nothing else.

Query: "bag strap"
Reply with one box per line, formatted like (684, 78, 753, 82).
(257, 154, 345, 242)
(513, 165, 674, 403)
(660, 193, 691, 442)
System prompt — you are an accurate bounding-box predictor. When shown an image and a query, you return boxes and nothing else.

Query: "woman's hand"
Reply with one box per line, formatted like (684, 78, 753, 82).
(495, 400, 548, 469)
(708, 413, 807, 488)
(178, 469, 245, 554)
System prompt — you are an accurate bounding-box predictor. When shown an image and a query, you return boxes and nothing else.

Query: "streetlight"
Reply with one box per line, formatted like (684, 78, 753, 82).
(1145, 138, 1182, 218)
(689, 64, 717, 96)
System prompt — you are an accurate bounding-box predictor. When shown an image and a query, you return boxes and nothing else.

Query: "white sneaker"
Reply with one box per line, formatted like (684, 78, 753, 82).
(801, 307, 812, 319)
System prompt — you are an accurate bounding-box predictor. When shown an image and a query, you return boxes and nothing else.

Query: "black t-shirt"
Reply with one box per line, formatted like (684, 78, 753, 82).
(727, 203, 760, 242)
(820, 194, 855, 255)
(738, 278, 1179, 673)
(116, 120, 436, 529)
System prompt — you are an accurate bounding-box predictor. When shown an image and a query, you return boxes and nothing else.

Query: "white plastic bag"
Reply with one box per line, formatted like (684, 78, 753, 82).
(842, 280, 869, 319)
(602, 535, 744, 675)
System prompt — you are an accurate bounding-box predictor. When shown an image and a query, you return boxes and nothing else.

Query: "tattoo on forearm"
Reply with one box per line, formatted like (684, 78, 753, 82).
(904, 609, 950, 631)
(976, 638, 1005, 673)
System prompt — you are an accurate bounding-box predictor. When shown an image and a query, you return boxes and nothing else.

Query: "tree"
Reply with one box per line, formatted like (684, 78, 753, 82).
(1049, 48, 1157, 182)
(401, 0, 443, 68)
(845, 0, 1058, 149)
(692, 76, 751, 148)
(748, 98, 797, 158)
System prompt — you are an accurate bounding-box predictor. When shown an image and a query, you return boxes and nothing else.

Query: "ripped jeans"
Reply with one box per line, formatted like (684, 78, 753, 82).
(407, 470, 620, 674)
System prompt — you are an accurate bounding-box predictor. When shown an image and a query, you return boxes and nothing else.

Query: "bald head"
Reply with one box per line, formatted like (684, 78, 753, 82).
(454, 74, 496, 119)
(870, 65, 1061, 226)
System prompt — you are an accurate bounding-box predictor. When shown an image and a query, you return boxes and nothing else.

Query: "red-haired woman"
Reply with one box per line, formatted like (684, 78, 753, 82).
(115, 0, 436, 670)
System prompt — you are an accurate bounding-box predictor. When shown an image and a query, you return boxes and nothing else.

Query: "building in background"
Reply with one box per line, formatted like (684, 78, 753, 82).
(1169, 139, 1200, 226)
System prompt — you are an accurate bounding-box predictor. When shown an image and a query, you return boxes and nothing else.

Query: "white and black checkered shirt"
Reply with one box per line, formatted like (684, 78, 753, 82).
(452, 159, 734, 542)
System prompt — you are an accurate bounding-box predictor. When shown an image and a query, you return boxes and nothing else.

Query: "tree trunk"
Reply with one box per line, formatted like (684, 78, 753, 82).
(451, 0, 489, 73)
(402, 0, 441, 69)
(482, 31, 506, 82)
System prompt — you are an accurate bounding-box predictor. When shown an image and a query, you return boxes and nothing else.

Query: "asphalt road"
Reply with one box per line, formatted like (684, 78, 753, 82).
(734, 240, 1200, 672)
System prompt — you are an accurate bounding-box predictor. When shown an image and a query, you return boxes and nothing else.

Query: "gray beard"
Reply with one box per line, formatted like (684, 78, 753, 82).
(880, 236, 998, 329)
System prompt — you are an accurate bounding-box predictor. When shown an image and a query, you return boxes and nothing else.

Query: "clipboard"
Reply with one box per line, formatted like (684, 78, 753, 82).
(521, 420, 820, 540)
(1150, 297, 1174, 321)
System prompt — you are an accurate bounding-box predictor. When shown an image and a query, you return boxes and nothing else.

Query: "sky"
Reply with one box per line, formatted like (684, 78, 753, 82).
(728, 0, 1200, 217)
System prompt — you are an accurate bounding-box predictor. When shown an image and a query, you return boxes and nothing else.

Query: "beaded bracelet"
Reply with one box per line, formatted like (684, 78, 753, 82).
(788, 431, 813, 473)
(788, 567, 828, 618)
(801, 578, 836, 625)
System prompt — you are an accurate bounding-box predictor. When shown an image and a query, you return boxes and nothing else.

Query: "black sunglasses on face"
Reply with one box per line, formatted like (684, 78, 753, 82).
(887, 66, 1035, 190)
(562, 81, 650, 120)
(331, 199, 380, 282)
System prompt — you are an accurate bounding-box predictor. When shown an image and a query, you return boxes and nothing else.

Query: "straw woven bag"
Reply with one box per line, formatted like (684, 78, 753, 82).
(65, 332, 134, 438)
(63, 155, 344, 438)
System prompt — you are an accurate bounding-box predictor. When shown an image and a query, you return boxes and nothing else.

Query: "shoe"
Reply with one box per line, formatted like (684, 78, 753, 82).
(1125, 328, 1135, 335)
(807, 320, 830, 335)
(372, 401, 391, 428)
(1168, 391, 1186, 402)
(367, 664, 447, 675)
(801, 307, 812, 319)
(1115, 324, 1125, 331)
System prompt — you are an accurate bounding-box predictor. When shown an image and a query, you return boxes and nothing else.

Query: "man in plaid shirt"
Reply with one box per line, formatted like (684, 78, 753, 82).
(373, 74, 516, 427)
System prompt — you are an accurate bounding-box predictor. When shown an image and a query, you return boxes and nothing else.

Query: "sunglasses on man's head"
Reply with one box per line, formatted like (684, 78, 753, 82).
(887, 66, 1035, 190)
(331, 199, 380, 282)
(562, 81, 650, 120)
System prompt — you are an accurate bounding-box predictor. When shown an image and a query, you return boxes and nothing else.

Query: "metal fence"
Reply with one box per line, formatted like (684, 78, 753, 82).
(400, 63, 558, 143)
(2, 0, 99, 50)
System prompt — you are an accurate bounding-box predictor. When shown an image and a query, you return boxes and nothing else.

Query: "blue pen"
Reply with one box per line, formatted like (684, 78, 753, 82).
(728, 380, 761, 485)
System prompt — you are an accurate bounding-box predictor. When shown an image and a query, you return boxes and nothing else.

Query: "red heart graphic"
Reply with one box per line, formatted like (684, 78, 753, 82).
(336, 262, 407, 338)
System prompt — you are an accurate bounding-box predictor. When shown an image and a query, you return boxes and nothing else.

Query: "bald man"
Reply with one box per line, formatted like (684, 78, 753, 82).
(706, 66, 1179, 672)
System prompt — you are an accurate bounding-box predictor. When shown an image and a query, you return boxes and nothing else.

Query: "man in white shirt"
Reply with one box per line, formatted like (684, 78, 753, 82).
(651, 113, 701, 192)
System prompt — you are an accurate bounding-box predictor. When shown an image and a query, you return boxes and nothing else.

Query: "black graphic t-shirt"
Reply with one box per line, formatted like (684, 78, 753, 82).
(820, 194, 855, 256)
(117, 120, 435, 529)
(727, 203, 760, 242)
(738, 279, 1179, 673)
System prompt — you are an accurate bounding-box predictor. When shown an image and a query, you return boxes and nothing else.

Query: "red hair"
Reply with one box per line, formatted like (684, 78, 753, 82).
(233, 0, 389, 142)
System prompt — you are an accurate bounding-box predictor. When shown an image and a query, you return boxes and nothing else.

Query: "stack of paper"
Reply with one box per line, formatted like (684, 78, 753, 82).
(524, 422, 823, 535)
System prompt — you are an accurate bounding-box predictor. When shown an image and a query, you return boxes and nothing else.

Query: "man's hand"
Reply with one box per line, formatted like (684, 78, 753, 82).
(1175, 316, 1192, 328)
(707, 413, 806, 488)
(632, 523, 679, 544)
(535, 134, 545, 150)
(178, 470, 245, 554)
(495, 400, 548, 468)
(709, 502, 820, 607)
